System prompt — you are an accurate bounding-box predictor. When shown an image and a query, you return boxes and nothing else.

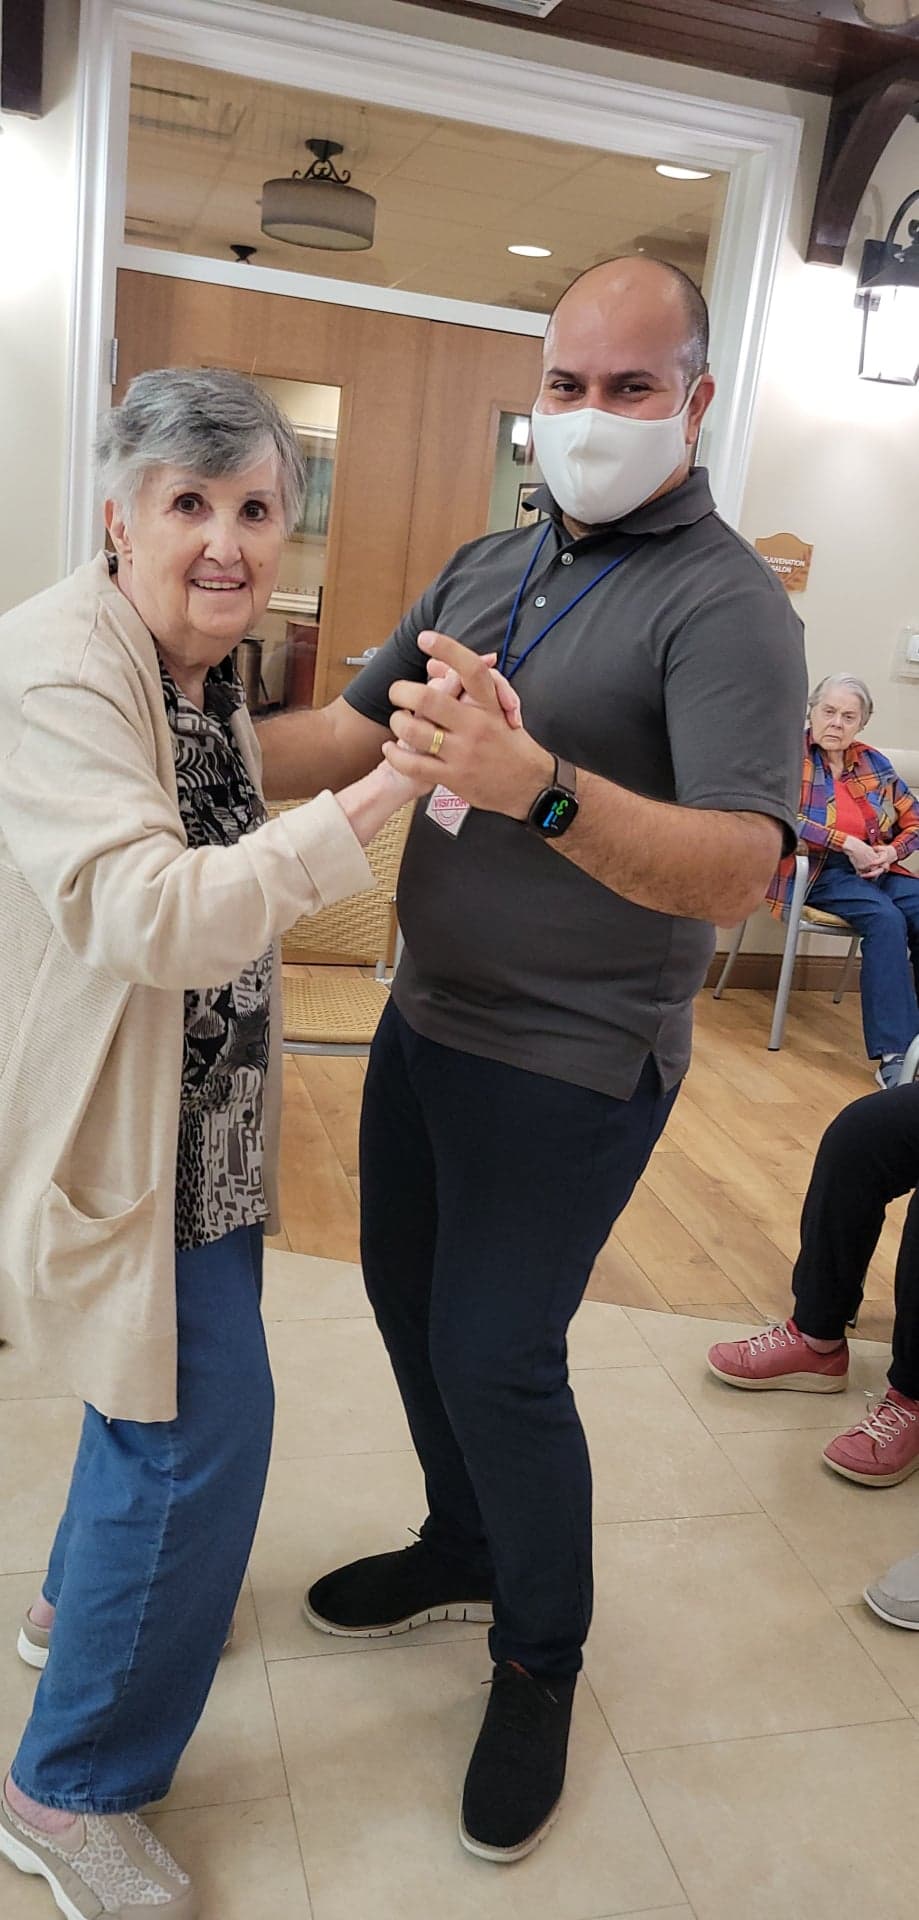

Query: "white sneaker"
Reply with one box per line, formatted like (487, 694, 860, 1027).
(864, 1549, 919, 1629)
(0, 1789, 197, 1917)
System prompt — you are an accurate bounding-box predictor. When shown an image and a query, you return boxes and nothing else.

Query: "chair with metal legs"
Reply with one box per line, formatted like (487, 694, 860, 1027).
(713, 853, 860, 1051)
(899, 1035, 919, 1085)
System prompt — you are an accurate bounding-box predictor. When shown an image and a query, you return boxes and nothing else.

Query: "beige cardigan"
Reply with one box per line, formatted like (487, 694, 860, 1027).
(0, 553, 373, 1420)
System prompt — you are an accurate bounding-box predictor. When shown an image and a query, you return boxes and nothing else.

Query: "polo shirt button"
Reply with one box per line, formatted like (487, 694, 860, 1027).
(534, 594, 547, 608)
(561, 551, 574, 565)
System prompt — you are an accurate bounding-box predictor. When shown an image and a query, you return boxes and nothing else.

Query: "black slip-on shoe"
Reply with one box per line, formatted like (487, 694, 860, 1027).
(460, 1661, 577, 1862)
(304, 1538, 493, 1639)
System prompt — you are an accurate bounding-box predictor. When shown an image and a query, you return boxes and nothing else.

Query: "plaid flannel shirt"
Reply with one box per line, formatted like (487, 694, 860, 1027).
(766, 733, 919, 918)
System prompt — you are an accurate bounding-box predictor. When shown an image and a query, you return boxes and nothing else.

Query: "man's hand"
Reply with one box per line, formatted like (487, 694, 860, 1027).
(383, 633, 553, 818)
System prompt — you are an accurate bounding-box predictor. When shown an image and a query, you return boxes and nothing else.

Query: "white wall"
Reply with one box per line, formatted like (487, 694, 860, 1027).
(726, 117, 919, 959)
(0, 0, 81, 612)
(740, 114, 919, 750)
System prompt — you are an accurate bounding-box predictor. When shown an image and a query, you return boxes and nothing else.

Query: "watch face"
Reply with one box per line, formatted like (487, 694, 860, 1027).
(531, 787, 578, 837)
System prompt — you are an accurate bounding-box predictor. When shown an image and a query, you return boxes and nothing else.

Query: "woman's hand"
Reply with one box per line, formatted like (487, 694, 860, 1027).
(844, 836, 883, 875)
(425, 653, 523, 730)
(861, 843, 899, 880)
(335, 757, 421, 844)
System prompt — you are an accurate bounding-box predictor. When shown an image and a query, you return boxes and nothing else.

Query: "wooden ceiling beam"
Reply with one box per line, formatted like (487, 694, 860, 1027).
(399, 0, 919, 95)
(1, 0, 46, 116)
(806, 61, 919, 264)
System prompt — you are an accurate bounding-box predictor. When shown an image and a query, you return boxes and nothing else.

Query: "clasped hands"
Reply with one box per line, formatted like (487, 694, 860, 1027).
(381, 632, 554, 821)
(844, 837, 898, 881)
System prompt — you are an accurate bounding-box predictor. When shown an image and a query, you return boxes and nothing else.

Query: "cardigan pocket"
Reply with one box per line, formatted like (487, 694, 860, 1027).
(34, 1180, 156, 1310)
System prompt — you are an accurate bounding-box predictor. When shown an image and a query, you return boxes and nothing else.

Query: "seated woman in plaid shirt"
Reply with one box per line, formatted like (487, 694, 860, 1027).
(767, 674, 919, 1088)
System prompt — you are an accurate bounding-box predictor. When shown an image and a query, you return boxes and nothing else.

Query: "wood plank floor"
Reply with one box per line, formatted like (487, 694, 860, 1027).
(269, 986, 903, 1346)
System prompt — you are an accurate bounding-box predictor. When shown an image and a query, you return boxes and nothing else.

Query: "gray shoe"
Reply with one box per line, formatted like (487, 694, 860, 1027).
(16, 1610, 235, 1672)
(875, 1055, 906, 1091)
(864, 1550, 919, 1629)
(0, 1790, 197, 1916)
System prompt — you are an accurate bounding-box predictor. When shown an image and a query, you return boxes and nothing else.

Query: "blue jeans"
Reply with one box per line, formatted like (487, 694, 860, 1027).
(806, 854, 919, 1059)
(12, 1223, 273, 1813)
(359, 1001, 679, 1680)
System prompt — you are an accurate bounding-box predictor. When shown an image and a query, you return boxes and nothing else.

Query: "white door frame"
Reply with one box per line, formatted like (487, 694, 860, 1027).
(68, 0, 803, 567)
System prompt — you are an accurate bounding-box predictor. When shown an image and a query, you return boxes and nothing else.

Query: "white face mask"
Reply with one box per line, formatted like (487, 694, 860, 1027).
(530, 381, 699, 526)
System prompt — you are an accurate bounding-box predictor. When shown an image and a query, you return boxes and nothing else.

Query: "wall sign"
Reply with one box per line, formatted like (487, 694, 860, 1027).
(754, 531, 813, 594)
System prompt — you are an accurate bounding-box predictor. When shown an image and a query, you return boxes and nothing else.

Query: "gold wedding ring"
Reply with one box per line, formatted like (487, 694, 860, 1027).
(429, 726, 446, 758)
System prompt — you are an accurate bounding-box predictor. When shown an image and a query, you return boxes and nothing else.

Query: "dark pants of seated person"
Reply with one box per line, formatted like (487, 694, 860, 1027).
(805, 851, 919, 1060)
(792, 1082, 919, 1398)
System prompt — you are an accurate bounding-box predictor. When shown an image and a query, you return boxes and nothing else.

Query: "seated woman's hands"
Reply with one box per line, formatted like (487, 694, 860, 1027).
(844, 836, 887, 878)
(861, 843, 899, 880)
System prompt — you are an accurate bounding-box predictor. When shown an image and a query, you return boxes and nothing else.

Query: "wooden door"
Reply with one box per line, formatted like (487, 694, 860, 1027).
(113, 272, 542, 707)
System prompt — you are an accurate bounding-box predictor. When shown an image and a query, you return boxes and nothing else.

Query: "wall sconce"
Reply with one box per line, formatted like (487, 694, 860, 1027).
(510, 415, 531, 465)
(856, 188, 919, 385)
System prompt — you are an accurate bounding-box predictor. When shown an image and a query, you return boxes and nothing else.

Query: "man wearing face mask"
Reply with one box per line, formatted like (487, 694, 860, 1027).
(257, 256, 807, 1863)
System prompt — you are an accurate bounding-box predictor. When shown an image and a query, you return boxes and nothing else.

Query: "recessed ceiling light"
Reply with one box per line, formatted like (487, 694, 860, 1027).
(507, 243, 552, 258)
(655, 164, 712, 181)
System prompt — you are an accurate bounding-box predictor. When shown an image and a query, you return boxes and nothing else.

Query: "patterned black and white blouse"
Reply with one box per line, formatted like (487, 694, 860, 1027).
(158, 653, 272, 1250)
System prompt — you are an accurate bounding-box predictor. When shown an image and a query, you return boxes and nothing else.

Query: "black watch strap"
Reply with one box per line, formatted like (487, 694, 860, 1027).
(554, 756, 577, 796)
(527, 756, 580, 838)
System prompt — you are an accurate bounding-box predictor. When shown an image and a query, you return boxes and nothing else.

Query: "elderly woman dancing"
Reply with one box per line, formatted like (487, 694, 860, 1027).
(767, 674, 919, 1087)
(0, 368, 426, 1920)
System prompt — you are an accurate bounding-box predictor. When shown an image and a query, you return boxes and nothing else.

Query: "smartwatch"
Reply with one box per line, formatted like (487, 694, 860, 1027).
(527, 757, 579, 838)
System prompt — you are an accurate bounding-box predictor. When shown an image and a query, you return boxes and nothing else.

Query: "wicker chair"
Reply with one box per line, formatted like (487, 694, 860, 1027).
(270, 803, 409, 1055)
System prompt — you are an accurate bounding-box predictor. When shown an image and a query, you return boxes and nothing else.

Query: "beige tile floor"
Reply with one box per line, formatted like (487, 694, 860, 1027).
(3, 1251, 919, 1919)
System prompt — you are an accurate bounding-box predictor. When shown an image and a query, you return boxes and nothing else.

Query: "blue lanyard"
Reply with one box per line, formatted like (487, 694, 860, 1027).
(498, 526, 639, 681)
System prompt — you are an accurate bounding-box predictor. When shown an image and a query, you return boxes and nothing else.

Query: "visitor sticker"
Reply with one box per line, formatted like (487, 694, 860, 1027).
(425, 785, 470, 837)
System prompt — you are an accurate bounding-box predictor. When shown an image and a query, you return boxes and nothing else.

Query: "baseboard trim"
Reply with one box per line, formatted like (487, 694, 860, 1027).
(705, 954, 860, 993)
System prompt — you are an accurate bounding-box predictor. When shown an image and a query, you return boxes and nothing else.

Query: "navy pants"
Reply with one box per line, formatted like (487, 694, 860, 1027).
(793, 1083, 919, 1399)
(359, 1000, 678, 1679)
(806, 854, 919, 1059)
(13, 1223, 273, 1812)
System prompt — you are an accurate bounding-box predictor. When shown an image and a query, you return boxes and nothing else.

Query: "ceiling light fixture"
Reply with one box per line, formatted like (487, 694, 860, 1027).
(261, 139, 375, 252)
(856, 188, 919, 385)
(465, 0, 563, 15)
(852, 0, 919, 24)
(655, 164, 712, 181)
(507, 243, 552, 258)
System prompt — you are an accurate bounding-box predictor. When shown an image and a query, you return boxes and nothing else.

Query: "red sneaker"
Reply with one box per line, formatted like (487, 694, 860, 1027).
(823, 1389, 919, 1486)
(707, 1319, 848, 1393)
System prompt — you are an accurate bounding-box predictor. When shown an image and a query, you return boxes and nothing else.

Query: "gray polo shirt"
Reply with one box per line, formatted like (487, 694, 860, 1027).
(345, 469, 806, 1098)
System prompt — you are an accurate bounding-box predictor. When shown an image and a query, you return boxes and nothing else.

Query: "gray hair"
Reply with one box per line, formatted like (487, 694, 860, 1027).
(808, 674, 874, 727)
(95, 366, 307, 534)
